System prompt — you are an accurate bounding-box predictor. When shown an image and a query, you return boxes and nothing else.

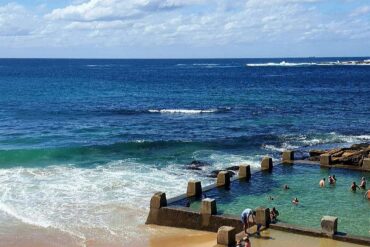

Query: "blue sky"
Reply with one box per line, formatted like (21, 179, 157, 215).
(0, 0, 370, 58)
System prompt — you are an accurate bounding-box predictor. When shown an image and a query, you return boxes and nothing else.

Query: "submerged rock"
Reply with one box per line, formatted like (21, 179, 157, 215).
(208, 170, 236, 178)
(185, 160, 211, 170)
(225, 165, 239, 171)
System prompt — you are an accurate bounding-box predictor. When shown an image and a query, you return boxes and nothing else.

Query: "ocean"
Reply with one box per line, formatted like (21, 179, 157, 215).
(0, 58, 369, 245)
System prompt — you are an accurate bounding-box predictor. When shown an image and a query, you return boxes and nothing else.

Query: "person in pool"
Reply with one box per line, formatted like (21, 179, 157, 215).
(329, 175, 335, 185)
(360, 177, 366, 189)
(270, 207, 279, 223)
(241, 208, 256, 234)
(283, 184, 290, 190)
(319, 178, 325, 187)
(350, 181, 361, 192)
(292, 197, 299, 204)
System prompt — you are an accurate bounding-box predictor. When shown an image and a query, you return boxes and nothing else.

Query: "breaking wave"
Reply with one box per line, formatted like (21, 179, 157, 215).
(148, 108, 230, 114)
(246, 61, 370, 67)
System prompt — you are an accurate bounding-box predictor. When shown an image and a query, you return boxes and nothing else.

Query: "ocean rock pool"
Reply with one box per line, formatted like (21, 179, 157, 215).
(172, 164, 370, 237)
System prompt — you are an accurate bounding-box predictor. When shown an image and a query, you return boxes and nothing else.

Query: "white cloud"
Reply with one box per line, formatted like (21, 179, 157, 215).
(0, 0, 369, 57)
(0, 3, 39, 36)
(46, 0, 205, 21)
(350, 5, 370, 17)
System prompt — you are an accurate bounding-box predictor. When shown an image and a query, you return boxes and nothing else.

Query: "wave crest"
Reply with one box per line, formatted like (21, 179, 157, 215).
(148, 108, 220, 114)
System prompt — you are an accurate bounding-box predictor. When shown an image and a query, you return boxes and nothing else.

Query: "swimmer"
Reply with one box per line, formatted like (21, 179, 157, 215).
(319, 178, 325, 187)
(292, 197, 299, 204)
(268, 195, 274, 200)
(329, 175, 335, 185)
(360, 177, 366, 189)
(350, 181, 361, 192)
(332, 175, 337, 182)
(283, 184, 289, 190)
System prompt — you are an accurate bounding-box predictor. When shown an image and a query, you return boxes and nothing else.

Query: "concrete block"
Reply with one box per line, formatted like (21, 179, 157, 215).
(282, 150, 294, 163)
(150, 192, 167, 209)
(320, 154, 331, 166)
(261, 157, 273, 171)
(186, 180, 202, 197)
(201, 198, 217, 215)
(239, 165, 251, 180)
(362, 158, 370, 170)
(217, 226, 236, 246)
(321, 216, 338, 236)
(256, 207, 270, 227)
(217, 171, 230, 187)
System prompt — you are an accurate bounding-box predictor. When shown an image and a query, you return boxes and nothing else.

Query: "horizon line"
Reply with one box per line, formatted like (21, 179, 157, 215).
(0, 56, 369, 60)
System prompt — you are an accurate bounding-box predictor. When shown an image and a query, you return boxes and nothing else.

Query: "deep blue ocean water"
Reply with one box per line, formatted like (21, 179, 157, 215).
(0, 58, 369, 167)
(0, 58, 369, 242)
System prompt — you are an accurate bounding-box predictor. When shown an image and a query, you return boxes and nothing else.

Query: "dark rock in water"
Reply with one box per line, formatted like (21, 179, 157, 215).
(226, 165, 239, 171)
(350, 143, 369, 150)
(308, 156, 320, 161)
(208, 170, 236, 178)
(185, 166, 203, 171)
(185, 160, 211, 170)
(190, 160, 211, 167)
(309, 150, 325, 157)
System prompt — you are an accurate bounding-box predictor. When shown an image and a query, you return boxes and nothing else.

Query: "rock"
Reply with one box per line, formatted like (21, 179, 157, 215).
(185, 160, 211, 170)
(309, 150, 325, 157)
(208, 170, 235, 178)
(225, 165, 240, 171)
(309, 143, 370, 167)
(350, 143, 369, 150)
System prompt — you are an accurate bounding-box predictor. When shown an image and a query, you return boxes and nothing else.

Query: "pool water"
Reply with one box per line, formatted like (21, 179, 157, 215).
(175, 164, 370, 237)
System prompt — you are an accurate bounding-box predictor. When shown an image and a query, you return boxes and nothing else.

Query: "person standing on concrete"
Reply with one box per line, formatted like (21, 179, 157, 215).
(241, 208, 256, 234)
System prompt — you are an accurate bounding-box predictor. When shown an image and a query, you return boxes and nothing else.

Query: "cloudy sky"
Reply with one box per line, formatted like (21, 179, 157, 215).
(0, 0, 369, 58)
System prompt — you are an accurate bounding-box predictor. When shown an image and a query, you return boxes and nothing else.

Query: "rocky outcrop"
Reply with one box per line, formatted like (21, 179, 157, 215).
(308, 143, 370, 166)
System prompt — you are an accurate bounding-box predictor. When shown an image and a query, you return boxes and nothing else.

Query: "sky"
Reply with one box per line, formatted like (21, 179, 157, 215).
(0, 0, 370, 58)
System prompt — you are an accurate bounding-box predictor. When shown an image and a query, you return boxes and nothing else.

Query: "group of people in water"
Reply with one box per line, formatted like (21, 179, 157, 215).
(240, 175, 368, 239)
(319, 175, 367, 192)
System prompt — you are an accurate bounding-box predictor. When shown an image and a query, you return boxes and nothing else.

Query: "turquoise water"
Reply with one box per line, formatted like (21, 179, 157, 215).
(179, 164, 370, 237)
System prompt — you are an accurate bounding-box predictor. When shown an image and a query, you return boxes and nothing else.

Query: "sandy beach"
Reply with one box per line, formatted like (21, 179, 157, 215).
(2, 218, 366, 247)
(146, 226, 366, 247)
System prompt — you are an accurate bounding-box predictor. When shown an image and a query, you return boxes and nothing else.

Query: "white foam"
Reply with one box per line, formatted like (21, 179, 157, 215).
(0, 160, 214, 244)
(246, 61, 320, 67)
(148, 109, 218, 114)
(263, 143, 299, 152)
(246, 61, 370, 67)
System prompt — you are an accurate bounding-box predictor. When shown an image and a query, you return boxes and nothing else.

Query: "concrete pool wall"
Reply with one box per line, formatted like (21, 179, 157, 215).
(146, 151, 370, 246)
